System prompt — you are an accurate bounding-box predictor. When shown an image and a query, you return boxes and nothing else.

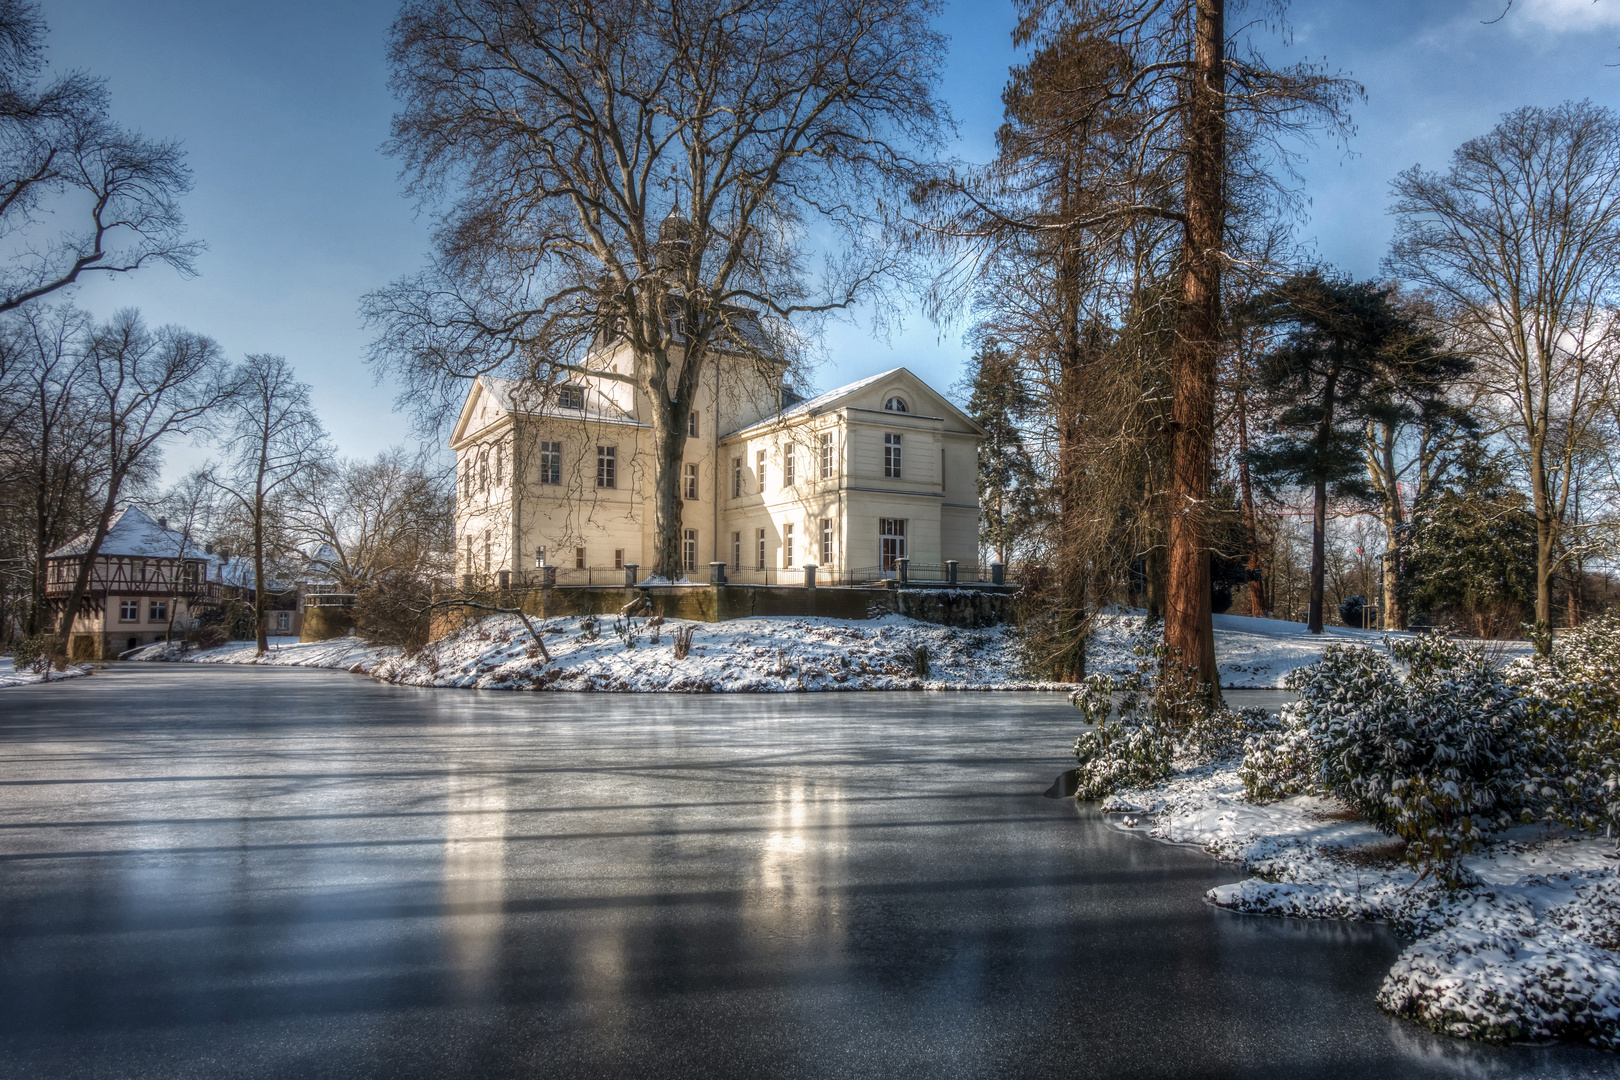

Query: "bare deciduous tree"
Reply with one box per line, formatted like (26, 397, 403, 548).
(1388, 100, 1620, 648)
(0, 1, 200, 314)
(53, 311, 230, 654)
(364, 0, 949, 579)
(921, 0, 1357, 686)
(206, 354, 328, 655)
(287, 446, 452, 595)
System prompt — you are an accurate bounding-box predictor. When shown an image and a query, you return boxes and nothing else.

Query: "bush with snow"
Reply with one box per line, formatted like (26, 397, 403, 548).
(1263, 634, 1527, 887)
(1071, 623, 1272, 798)
(1508, 616, 1620, 838)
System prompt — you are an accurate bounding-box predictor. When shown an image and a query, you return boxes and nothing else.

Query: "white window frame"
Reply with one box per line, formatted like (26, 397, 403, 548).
(149, 600, 167, 623)
(119, 599, 139, 623)
(756, 448, 766, 492)
(783, 522, 794, 568)
(821, 518, 834, 566)
(732, 531, 741, 569)
(597, 445, 616, 489)
(819, 432, 834, 479)
(884, 433, 902, 479)
(756, 528, 766, 571)
(783, 443, 796, 486)
(879, 518, 907, 571)
(732, 457, 742, 498)
(557, 384, 584, 410)
(683, 529, 698, 573)
(540, 440, 562, 485)
(684, 462, 699, 501)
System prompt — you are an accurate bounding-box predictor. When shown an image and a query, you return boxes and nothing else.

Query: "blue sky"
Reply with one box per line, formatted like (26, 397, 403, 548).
(35, 0, 1620, 475)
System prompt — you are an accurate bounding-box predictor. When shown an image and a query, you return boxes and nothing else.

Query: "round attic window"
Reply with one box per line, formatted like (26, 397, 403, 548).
(884, 396, 908, 413)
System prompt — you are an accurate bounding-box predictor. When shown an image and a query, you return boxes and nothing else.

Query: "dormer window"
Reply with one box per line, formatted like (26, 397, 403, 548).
(884, 396, 908, 413)
(557, 384, 584, 410)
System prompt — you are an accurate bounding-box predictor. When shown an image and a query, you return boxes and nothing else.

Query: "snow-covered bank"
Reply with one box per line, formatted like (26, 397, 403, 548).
(126, 608, 1532, 693)
(371, 613, 1065, 691)
(0, 657, 90, 688)
(1103, 765, 1620, 1049)
(131, 636, 397, 673)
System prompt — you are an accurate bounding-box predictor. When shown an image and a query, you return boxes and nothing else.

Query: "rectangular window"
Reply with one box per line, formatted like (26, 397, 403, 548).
(756, 449, 767, 492)
(484, 530, 492, 574)
(884, 433, 902, 479)
(597, 445, 616, 488)
(783, 522, 794, 568)
(494, 443, 504, 485)
(149, 600, 167, 623)
(275, 611, 290, 632)
(683, 529, 698, 573)
(558, 384, 583, 410)
(940, 447, 946, 487)
(732, 457, 742, 499)
(687, 411, 699, 438)
(465, 536, 473, 573)
(819, 432, 834, 479)
(684, 462, 699, 501)
(821, 518, 834, 566)
(575, 546, 586, 569)
(614, 549, 624, 570)
(119, 599, 138, 623)
(783, 443, 796, 486)
(756, 528, 766, 571)
(879, 518, 907, 571)
(732, 531, 741, 569)
(540, 441, 562, 485)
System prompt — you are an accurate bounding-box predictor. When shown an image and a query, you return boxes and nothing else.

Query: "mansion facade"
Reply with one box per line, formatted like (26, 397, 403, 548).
(451, 339, 986, 587)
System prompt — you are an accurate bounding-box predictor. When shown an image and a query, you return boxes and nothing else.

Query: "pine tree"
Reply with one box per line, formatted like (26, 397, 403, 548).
(1404, 446, 1537, 637)
(965, 342, 1038, 566)
(1241, 271, 1468, 633)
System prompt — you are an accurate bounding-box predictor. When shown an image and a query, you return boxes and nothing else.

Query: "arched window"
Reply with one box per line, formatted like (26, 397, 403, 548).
(884, 396, 908, 413)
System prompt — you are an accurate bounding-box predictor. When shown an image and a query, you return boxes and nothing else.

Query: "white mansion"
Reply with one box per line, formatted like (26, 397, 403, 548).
(450, 335, 986, 586)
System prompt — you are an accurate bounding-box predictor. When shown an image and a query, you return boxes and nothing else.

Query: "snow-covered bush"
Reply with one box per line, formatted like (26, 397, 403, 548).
(1508, 616, 1620, 836)
(1282, 635, 1527, 886)
(1239, 720, 1318, 804)
(1070, 623, 1270, 798)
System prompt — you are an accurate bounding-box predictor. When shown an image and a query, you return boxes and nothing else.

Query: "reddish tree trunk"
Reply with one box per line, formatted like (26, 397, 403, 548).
(1164, 0, 1223, 689)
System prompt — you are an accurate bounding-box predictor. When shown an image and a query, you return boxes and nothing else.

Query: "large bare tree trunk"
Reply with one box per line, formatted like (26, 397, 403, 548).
(1234, 377, 1268, 617)
(254, 487, 269, 655)
(1308, 475, 1327, 633)
(1164, 0, 1223, 688)
(648, 403, 685, 581)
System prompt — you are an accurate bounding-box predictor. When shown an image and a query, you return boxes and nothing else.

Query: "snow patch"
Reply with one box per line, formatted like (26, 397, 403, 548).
(0, 657, 91, 688)
(372, 613, 1061, 692)
(1103, 763, 1620, 1050)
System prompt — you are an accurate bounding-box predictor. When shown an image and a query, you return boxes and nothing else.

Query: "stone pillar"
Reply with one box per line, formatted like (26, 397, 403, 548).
(946, 559, 958, 585)
(623, 563, 638, 587)
(710, 561, 728, 585)
(804, 563, 817, 589)
(990, 562, 1005, 586)
(896, 557, 909, 585)
(541, 566, 557, 588)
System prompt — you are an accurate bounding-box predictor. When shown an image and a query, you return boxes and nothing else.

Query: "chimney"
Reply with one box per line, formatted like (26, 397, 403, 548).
(204, 542, 214, 555)
(158, 516, 167, 529)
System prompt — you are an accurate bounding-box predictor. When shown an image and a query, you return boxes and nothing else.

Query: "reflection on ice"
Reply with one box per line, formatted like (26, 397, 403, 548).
(749, 778, 848, 950)
(442, 760, 507, 994)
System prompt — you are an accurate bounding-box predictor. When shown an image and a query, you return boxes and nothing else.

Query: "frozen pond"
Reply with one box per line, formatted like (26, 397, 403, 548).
(0, 666, 1610, 1078)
